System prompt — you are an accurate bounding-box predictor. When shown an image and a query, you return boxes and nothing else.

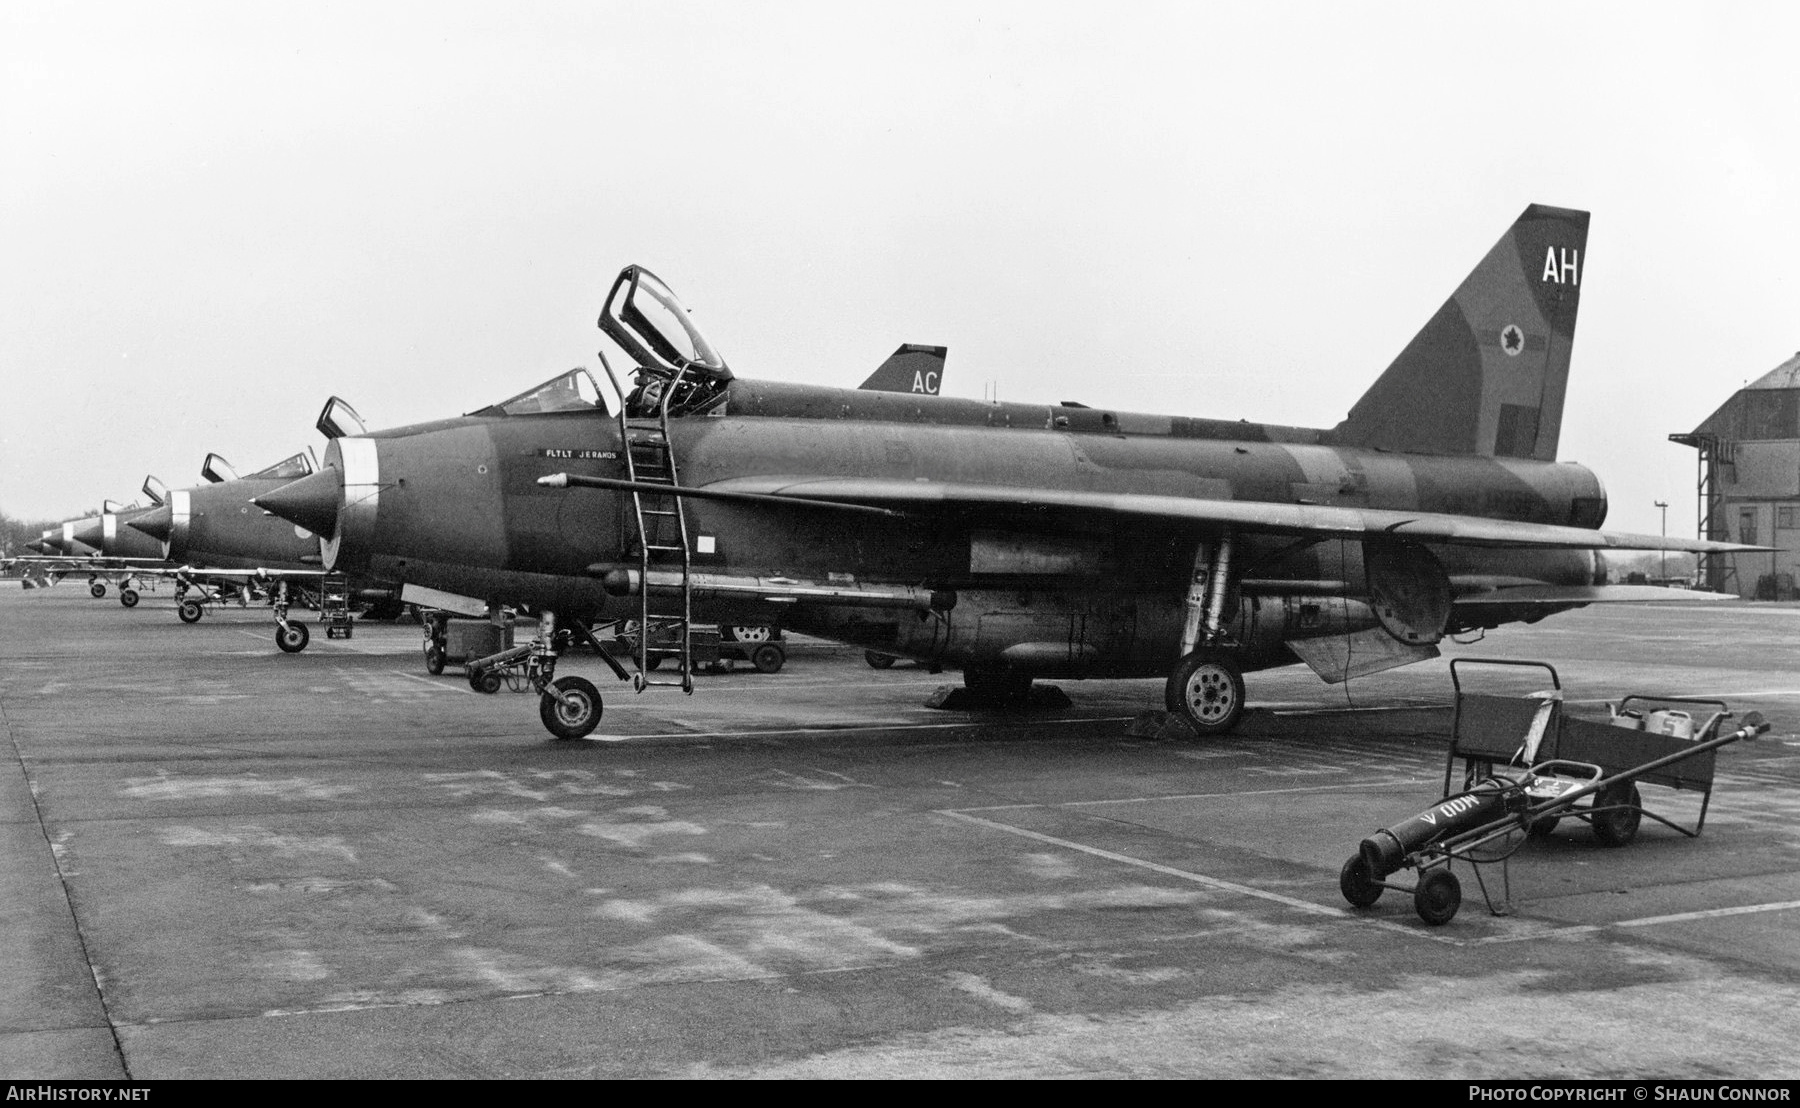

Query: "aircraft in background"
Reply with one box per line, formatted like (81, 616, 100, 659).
(254, 207, 1757, 741)
(119, 448, 373, 650)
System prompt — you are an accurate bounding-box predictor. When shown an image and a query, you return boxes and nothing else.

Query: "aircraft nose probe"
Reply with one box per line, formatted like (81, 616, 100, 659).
(128, 505, 175, 541)
(252, 467, 345, 537)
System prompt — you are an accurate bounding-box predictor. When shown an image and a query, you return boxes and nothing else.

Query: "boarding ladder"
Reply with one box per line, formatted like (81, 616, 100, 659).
(615, 366, 695, 693)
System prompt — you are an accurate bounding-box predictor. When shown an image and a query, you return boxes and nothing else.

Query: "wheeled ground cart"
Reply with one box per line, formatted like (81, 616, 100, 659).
(1338, 658, 1771, 925)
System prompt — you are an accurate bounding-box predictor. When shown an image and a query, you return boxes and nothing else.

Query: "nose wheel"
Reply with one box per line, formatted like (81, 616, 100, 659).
(276, 621, 310, 653)
(540, 676, 603, 740)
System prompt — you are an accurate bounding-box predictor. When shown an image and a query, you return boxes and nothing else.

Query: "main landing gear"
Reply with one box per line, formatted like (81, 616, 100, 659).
(1165, 650, 1246, 736)
(1161, 531, 1247, 737)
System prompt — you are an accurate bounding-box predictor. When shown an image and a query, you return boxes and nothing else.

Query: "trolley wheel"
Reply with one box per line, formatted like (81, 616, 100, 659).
(725, 625, 773, 644)
(540, 676, 603, 740)
(468, 666, 502, 694)
(177, 599, 204, 624)
(1164, 650, 1246, 736)
(1527, 814, 1561, 839)
(424, 642, 446, 675)
(120, 588, 140, 608)
(750, 643, 785, 674)
(90, 582, 106, 598)
(1591, 782, 1642, 847)
(865, 651, 897, 669)
(1338, 855, 1383, 908)
(1413, 868, 1462, 926)
(276, 622, 310, 653)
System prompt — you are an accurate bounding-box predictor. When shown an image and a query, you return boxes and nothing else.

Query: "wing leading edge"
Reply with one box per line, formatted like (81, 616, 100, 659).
(693, 475, 1762, 555)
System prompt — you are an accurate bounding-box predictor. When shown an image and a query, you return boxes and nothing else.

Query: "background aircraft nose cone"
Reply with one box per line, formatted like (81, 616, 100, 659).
(253, 468, 343, 537)
(129, 505, 174, 540)
(26, 540, 49, 554)
(72, 518, 104, 547)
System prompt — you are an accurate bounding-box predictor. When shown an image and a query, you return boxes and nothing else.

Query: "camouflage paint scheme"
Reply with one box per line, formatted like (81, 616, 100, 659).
(256, 205, 1753, 731)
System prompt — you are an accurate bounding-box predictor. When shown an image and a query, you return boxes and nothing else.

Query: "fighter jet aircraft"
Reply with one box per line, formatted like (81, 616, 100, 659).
(120, 449, 373, 650)
(255, 205, 1757, 741)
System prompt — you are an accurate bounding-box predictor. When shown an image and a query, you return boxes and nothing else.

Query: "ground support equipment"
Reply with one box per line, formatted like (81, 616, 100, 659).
(1339, 657, 1769, 926)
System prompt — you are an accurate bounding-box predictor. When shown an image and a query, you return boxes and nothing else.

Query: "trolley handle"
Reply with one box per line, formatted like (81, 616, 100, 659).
(1449, 658, 1562, 697)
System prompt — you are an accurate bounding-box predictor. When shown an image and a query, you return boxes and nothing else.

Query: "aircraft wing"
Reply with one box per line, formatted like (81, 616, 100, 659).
(1451, 584, 1735, 604)
(4, 554, 171, 568)
(128, 565, 332, 584)
(698, 476, 1763, 555)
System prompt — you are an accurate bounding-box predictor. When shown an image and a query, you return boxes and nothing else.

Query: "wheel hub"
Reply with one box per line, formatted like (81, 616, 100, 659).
(1186, 667, 1236, 723)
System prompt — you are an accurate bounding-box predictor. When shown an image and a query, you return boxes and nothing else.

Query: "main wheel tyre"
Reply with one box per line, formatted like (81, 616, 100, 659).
(1590, 782, 1642, 847)
(865, 651, 897, 669)
(1339, 855, 1383, 908)
(276, 622, 310, 653)
(120, 589, 140, 608)
(1414, 868, 1462, 926)
(725, 625, 773, 644)
(468, 666, 502, 694)
(424, 643, 446, 675)
(177, 599, 204, 624)
(750, 644, 785, 674)
(90, 582, 106, 598)
(1165, 651, 1246, 736)
(540, 676, 603, 740)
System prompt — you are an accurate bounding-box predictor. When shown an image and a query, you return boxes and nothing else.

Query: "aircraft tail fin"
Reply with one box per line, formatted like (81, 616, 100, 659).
(1329, 204, 1588, 460)
(859, 344, 947, 394)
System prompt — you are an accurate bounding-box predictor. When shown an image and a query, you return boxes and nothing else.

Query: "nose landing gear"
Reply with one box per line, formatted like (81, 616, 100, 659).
(457, 611, 631, 741)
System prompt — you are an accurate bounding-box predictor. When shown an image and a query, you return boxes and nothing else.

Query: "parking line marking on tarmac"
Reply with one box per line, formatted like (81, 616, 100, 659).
(1470, 898, 1800, 944)
(943, 793, 1800, 948)
(388, 669, 474, 692)
(952, 777, 1420, 813)
(937, 807, 1447, 943)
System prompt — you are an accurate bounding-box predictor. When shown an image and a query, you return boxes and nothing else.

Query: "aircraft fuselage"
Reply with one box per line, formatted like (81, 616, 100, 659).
(321, 404, 1607, 678)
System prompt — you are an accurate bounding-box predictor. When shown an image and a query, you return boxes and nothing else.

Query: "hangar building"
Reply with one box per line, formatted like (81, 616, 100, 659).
(1672, 351, 1800, 598)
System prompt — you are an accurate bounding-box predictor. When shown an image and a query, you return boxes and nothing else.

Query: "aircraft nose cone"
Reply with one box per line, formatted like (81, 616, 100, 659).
(130, 505, 174, 541)
(26, 540, 49, 554)
(72, 518, 104, 547)
(253, 468, 343, 537)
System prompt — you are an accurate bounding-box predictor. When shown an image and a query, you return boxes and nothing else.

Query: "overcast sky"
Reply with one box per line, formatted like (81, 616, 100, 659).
(3, 1, 1795, 536)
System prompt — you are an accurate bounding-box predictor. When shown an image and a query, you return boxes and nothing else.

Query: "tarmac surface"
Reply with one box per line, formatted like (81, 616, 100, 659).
(3, 583, 1800, 1079)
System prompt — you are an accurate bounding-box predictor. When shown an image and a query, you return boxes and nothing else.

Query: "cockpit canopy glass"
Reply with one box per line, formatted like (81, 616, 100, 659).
(316, 396, 367, 440)
(200, 454, 238, 484)
(249, 451, 317, 480)
(479, 368, 610, 417)
(103, 499, 133, 514)
(141, 476, 168, 506)
(599, 266, 731, 382)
